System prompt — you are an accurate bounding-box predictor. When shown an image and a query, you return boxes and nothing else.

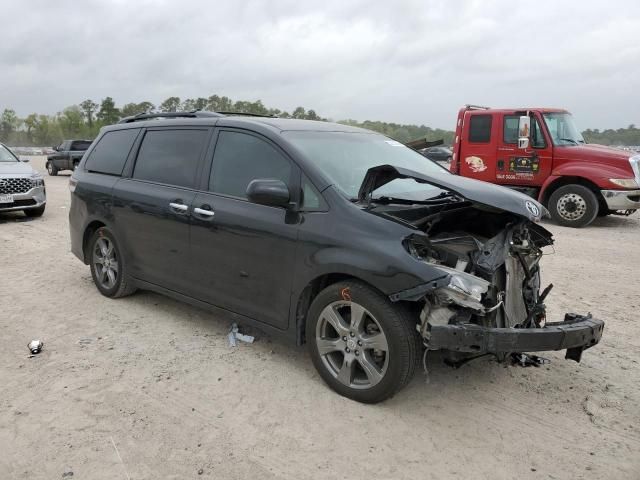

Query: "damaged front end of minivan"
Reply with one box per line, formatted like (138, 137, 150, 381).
(359, 165, 604, 364)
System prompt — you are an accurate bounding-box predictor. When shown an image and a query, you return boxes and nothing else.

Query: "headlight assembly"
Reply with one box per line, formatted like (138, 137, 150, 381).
(431, 265, 491, 311)
(609, 178, 639, 189)
(447, 273, 487, 302)
(31, 173, 45, 187)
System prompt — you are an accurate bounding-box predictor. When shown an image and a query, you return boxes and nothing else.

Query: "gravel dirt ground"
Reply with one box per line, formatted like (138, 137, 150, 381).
(1, 156, 639, 480)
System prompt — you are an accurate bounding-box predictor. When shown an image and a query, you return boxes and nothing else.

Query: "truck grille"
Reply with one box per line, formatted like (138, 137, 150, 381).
(0, 177, 34, 194)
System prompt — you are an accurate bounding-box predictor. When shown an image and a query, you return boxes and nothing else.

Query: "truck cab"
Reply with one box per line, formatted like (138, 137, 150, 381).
(450, 106, 640, 227)
(46, 139, 92, 176)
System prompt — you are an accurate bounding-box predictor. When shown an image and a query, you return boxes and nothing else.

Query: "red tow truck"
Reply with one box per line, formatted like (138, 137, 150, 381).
(449, 105, 640, 227)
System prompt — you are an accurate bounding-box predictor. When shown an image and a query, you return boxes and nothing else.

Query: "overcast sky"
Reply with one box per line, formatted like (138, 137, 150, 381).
(1, 0, 638, 129)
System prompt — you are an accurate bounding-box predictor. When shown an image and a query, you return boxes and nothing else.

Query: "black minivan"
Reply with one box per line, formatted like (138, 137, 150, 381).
(69, 112, 604, 403)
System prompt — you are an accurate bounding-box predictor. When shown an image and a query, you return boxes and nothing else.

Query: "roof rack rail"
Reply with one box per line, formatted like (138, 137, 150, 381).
(216, 111, 277, 118)
(117, 111, 224, 124)
(464, 104, 490, 110)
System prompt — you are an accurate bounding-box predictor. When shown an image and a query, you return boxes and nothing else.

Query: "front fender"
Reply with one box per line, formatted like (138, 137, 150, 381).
(539, 162, 634, 201)
(294, 244, 427, 300)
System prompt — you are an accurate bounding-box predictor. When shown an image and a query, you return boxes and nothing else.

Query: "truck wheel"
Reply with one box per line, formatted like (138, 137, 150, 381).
(47, 162, 58, 176)
(548, 184, 599, 228)
(88, 227, 137, 298)
(306, 280, 420, 403)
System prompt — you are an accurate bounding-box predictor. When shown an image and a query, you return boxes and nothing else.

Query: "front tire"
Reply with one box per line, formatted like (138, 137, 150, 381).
(47, 162, 58, 176)
(548, 184, 599, 228)
(88, 227, 137, 298)
(306, 281, 420, 403)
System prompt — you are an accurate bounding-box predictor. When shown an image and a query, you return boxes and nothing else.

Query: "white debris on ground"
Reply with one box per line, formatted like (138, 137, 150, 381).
(228, 323, 255, 347)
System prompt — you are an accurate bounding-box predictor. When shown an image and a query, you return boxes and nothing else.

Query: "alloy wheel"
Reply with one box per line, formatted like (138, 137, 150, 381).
(315, 300, 389, 389)
(92, 237, 119, 289)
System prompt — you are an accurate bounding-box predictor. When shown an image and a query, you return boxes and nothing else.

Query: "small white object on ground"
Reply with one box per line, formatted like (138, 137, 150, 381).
(228, 323, 255, 346)
(28, 339, 43, 354)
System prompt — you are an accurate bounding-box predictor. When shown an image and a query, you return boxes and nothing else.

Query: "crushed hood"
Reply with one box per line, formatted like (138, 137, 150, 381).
(358, 164, 548, 222)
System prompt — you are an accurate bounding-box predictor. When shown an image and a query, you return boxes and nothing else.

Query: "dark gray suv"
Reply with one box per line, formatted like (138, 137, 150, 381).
(68, 112, 604, 403)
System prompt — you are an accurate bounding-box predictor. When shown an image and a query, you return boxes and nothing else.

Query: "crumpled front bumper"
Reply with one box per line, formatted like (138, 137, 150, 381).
(427, 313, 604, 362)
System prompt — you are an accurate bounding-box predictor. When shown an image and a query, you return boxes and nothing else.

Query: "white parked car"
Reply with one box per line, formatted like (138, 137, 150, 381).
(0, 143, 46, 217)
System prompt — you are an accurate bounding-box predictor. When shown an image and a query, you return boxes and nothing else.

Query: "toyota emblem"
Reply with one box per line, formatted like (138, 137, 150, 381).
(525, 200, 540, 217)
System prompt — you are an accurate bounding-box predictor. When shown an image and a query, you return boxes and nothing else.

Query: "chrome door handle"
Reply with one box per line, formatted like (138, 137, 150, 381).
(169, 202, 188, 212)
(194, 207, 215, 217)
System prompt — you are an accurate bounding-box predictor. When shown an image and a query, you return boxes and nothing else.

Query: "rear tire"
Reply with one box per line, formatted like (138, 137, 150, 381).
(548, 184, 599, 228)
(24, 205, 45, 217)
(306, 280, 420, 403)
(88, 227, 137, 298)
(47, 162, 58, 176)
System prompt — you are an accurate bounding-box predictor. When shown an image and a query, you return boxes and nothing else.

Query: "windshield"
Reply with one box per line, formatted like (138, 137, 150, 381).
(284, 131, 448, 199)
(0, 144, 18, 162)
(543, 112, 585, 146)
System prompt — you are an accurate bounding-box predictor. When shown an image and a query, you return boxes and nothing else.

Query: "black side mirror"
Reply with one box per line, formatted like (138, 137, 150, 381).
(246, 179, 290, 208)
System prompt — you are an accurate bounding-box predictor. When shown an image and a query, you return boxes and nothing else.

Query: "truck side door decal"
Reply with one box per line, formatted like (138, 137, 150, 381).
(459, 113, 496, 182)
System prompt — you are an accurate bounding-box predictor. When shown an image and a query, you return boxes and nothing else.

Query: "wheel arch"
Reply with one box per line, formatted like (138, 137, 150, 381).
(293, 273, 420, 346)
(82, 220, 106, 264)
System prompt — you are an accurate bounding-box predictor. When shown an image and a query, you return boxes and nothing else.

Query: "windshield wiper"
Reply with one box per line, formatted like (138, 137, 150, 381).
(559, 138, 579, 145)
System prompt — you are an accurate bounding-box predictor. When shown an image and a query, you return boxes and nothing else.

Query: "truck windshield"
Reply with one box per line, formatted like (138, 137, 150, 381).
(0, 144, 18, 162)
(543, 112, 585, 146)
(284, 131, 448, 199)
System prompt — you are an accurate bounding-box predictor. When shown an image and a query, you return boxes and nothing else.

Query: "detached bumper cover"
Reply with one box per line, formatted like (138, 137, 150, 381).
(428, 313, 604, 362)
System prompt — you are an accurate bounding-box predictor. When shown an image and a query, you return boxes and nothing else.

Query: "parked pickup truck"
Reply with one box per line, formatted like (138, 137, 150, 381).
(46, 140, 92, 176)
(446, 106, 640, 227)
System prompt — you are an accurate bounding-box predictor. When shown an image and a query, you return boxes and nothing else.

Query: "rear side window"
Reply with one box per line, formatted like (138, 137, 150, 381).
(85, 129, 139, 176)
(468, 115, 492, 143)
(209, 131, 292, 198)
(71, 141, 92, 151)
(133, 129, 209, 188)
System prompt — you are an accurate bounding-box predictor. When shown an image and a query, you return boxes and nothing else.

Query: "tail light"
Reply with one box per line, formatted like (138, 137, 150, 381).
(69, 177, 78, 193)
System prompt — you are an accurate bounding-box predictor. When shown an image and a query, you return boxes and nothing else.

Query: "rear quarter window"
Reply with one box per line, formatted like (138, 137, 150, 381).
(84, 129, 140, 176)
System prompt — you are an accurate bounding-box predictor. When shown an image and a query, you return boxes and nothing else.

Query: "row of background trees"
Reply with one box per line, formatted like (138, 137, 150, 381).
(0, 95, 638, 147)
